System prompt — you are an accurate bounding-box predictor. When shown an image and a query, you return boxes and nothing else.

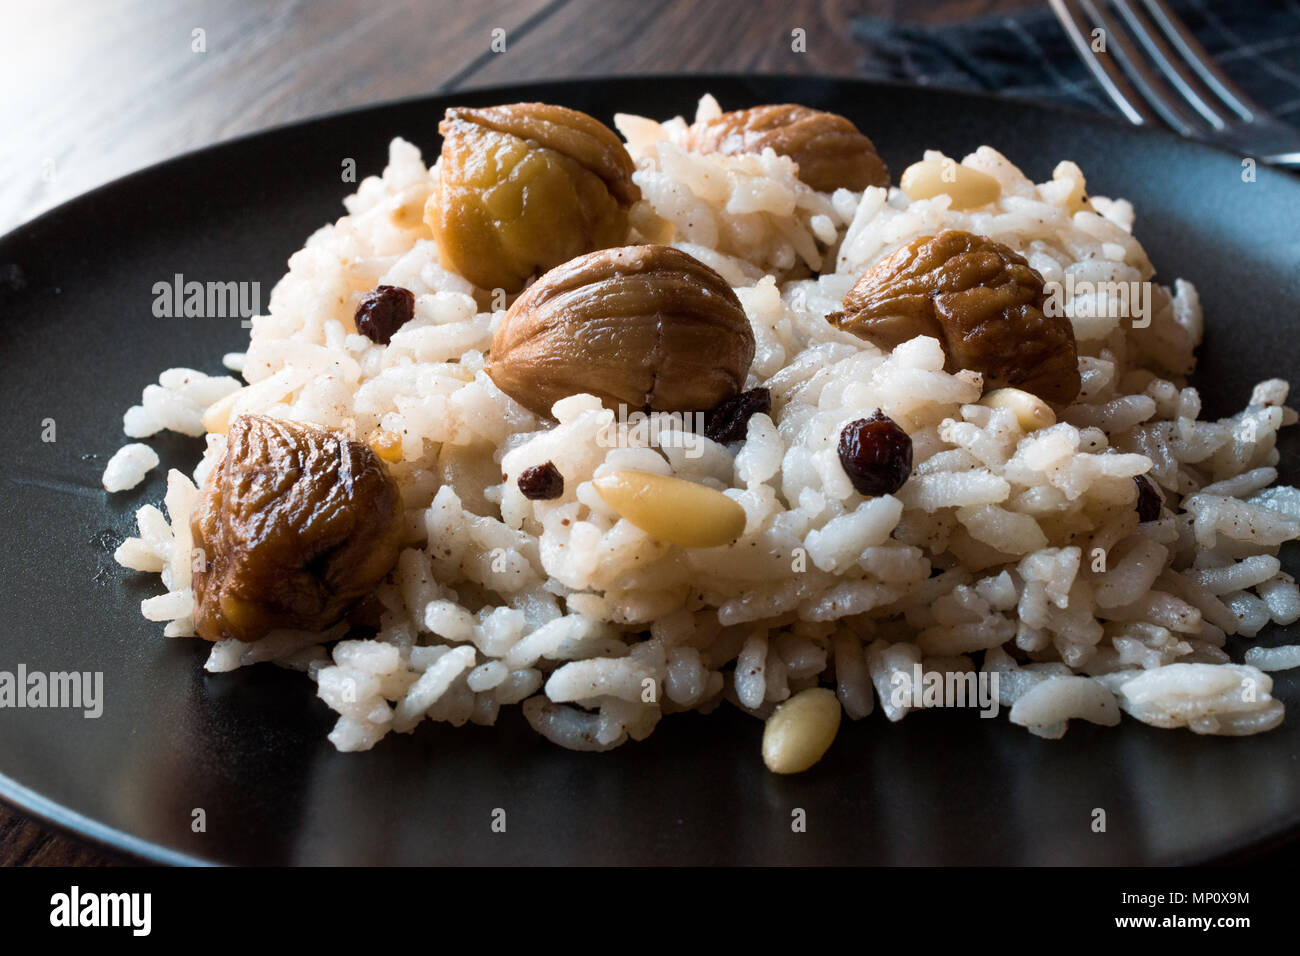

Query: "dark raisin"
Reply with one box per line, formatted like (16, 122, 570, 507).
(703, 387, 771, 444)
(1134, 474, 1162, 522)
(518, 461, 564, 500)
(837, 410, 912, 496)
(355, 285, 415, 344)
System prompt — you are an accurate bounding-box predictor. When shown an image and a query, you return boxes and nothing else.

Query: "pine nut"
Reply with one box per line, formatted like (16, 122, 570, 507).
(368, 428, 403, 463)
(761, 687, 842, 774)
(591, 470, 746, 548)
(388, 185, 428, 229)
(899, 159, 1000, 211)
(201, 388, 244, 436)
(980, 387, 1057, 432)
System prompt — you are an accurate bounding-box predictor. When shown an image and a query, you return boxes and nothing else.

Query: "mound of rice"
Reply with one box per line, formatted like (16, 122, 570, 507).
(114, 95, 1300, 756)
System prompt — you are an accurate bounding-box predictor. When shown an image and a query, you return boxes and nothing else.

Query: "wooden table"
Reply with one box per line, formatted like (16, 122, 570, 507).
(0, 0, 1136, 866)
(2, 0, 1035, 234)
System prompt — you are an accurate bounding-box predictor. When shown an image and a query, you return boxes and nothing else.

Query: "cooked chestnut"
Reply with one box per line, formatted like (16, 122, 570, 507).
(686, 104, 889, 192)
(486, 245, 755, 418)
(828, 230, 1081, 404)
(427, 102, 640, 293)
(191, 415, 404, 642)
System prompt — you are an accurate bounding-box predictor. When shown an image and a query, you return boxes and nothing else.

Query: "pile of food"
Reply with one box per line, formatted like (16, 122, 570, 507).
(109, 94, 1300, 773)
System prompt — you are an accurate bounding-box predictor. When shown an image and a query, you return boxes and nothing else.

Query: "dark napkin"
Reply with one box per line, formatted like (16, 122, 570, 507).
(853, 0, 1300, 125)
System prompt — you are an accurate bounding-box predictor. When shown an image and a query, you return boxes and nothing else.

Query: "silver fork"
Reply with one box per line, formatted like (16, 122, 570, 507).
(1050, 0, 1300, 167)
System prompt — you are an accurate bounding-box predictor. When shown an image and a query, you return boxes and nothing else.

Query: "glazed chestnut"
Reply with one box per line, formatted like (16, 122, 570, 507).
(427, 102, 640, 293)
(686, 104, 889, 192)
(828, 230, 1081, 404)
(191, 415, 404, 642)
(486, 245, 755, 418)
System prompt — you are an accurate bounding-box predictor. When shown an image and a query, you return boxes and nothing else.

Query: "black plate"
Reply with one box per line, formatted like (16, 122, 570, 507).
(2, 75, 1298, 866)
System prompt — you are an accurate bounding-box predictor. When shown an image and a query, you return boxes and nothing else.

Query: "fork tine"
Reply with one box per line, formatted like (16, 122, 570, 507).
(1141, 0, 1258, 123)
(1056, 0, 1300, 161)
(1048, 0, 1160, 126)
(1112, 0, 1231, 130)
(1077, 0, 1203, 137)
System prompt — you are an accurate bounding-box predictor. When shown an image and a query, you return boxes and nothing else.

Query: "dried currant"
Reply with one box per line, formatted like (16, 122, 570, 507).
(355, 285, 415, 344)
(704, 387, 771, 444)
(518, 461, 565, 500)
(1134, 475, 1163, 522)
(837, 410, 913, 496)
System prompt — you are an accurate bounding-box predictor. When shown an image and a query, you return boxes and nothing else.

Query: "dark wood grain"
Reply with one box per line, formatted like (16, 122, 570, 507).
(1, 0, 1042, 866)
(466, 0, 875, 84)
(465, 0, 1035, 87)
(0, 0, 1039, 234)
(0, 806, 122, 867)
(2, 0, 554, 233)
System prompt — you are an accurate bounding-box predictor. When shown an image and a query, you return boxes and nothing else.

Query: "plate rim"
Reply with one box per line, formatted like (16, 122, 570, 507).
(0, 773, 210, 867)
